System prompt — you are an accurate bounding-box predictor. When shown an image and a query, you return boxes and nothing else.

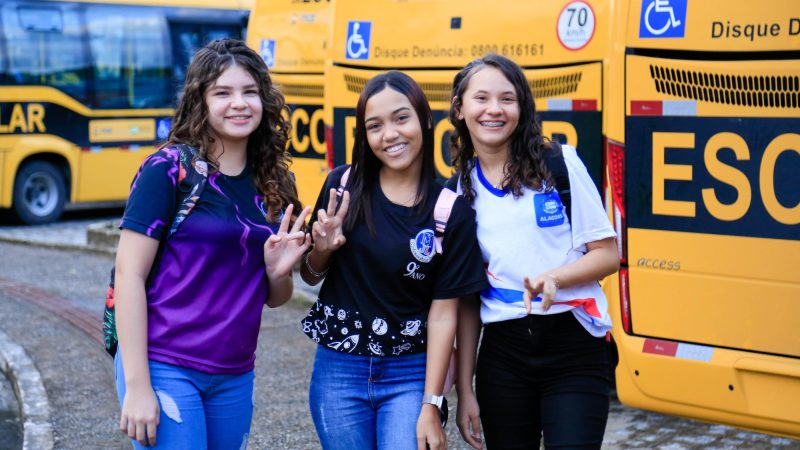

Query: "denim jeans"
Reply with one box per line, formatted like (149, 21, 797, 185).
(476, 312, 610, 450)
(115, 354, 254, 449)
(309, 345, 427, 450)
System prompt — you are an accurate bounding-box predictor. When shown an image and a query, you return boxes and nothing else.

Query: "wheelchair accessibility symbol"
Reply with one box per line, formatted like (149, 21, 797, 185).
(260, 39, 276, 68)
(346, 21, 371, 60)
(639, 0, 686, 38)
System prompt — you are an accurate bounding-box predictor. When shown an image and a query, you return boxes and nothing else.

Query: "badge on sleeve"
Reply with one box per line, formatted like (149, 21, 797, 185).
(534, 192, 565, 227)
(410, 229, 435, 263)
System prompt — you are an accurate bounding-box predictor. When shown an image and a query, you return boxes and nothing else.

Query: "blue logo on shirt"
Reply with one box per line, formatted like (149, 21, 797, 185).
(639, 0, 686, 38)
(345, 21, 371, 60)
(260, 39, 276, 68)
(410, 229, 435, 263)
(534, 192, 565, 228)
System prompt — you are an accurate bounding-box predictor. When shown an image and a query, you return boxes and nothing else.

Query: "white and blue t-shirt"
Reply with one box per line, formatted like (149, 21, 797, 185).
(457, 145, 617, 337)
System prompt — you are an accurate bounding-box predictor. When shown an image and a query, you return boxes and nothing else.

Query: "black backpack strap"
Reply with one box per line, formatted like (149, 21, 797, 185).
(542, 141, 571, 225)
(444, 173, 460, 192)
(168, 144, 208, 236)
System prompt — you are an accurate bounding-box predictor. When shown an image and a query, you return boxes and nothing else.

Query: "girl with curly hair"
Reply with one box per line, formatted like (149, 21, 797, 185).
(113, 39, 310, 448)
(449, 54, 619, 449)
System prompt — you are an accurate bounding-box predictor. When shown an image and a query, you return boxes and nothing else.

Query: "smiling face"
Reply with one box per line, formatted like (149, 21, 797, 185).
(204, 64, 263, 151)
(364, 87, 424, 178)
(457, 66, 520, 158)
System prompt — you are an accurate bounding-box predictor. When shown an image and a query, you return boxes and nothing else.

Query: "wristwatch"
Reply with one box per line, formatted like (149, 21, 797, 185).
(422, 393, 444, 410)
(422, 394, 448, 426)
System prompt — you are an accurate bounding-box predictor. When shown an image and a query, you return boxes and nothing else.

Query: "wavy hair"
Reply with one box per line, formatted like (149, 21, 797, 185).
(344, 71, 436, 235)
(167, 38, 299, 221)
(449, 53, 555, 203)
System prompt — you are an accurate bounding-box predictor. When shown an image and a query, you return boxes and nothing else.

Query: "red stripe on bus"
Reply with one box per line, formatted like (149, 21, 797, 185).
(572, 99, 598, 111)
(630, 101, 662, 116)
(643, 339, 678, 357)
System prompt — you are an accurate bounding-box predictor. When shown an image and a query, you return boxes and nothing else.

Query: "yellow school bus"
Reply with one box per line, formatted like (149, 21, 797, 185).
(0, 0, 251, 224)
(604, 0, 800, 438)
(247, 0, 331, 209)
(325, 0, 607, 193)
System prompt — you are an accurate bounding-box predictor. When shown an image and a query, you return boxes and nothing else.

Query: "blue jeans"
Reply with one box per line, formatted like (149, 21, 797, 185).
(309, 345, 427, 450)
(114, 354, 254, 449)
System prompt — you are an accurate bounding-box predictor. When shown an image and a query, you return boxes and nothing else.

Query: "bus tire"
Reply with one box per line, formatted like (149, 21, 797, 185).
(12, 160, 67, 225)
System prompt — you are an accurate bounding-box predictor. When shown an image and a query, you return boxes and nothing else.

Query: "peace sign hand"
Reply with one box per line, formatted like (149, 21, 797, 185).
(311, 189, 350, 254)
(264, 204, 312, 281)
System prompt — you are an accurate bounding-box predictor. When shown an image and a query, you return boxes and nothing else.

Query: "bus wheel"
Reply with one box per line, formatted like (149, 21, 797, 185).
(12, 161, 67, 225)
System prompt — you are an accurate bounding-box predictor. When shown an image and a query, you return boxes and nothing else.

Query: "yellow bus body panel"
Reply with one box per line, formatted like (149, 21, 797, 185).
(247, 0, 331, 208)
(626, 0, 800, 52)
(0, 135, 77, 207)
(608, 273, 800, 439)
(609, 0, 800, 439)
(329, 0, 609, 67)
(77, 147, 152, 202)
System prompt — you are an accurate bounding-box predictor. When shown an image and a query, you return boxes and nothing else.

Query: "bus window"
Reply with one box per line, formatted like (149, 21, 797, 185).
(87, 5, 171, 109)
(0, 1, 250, 225)
(2, 2, 89, 104)
(170, 22, 242, 94)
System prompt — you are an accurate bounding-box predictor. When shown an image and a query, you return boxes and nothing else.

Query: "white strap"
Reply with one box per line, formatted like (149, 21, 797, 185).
(336, 167, 351, 196)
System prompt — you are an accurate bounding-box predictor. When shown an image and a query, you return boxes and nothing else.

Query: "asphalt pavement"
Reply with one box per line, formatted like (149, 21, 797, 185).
(0, 215, 798, 450)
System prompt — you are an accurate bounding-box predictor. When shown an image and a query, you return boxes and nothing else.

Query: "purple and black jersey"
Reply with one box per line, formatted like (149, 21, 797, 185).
(121, 147, 279, 374)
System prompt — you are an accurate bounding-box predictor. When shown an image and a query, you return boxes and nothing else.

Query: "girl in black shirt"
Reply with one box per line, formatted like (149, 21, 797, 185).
(300, 71, 487, 450)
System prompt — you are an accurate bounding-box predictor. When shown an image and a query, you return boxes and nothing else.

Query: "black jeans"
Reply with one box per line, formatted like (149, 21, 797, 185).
(476, 312, 610, 450)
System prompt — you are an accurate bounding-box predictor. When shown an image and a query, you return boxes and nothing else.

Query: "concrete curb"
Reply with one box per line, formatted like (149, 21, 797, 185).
(0, 329, 54, 450)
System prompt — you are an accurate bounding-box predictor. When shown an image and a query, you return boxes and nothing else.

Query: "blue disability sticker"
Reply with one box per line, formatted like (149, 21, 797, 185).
(534, 192, 565, 228)
(260, 39, 276, 68)
(639, 0, 686, 38)
(345, 21, 371, 60)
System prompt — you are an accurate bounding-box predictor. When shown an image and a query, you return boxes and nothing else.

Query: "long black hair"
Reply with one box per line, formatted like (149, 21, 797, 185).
(449, 53, 555, 202)
(344, 71, 436, 235)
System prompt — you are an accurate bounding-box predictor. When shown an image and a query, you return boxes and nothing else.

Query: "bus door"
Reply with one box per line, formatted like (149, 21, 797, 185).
(247, 0, 330, 209)
(609, 0, 800, 438)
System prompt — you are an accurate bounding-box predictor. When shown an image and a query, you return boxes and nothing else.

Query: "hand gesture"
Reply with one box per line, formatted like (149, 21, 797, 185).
(523, 274, 558, 314)
(264, 204, 312, 280)
(120, 386, 160, 447)
(417, 405, 447, 450)
(311, 189, 350, 253)
(457, 391, 483, 449)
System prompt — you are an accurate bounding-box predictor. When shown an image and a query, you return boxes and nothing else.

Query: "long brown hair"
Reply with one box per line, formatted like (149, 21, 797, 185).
(168, 38, 300, 221)
(449, 53, 555, 203)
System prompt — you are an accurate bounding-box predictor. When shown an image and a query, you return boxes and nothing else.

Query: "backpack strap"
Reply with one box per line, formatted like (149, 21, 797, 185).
(542, 141, 572, 224)
(336, 166, 351, 198)
(168, 144, 208, 236)
(433, 187, 458, 255)
(444, 173, 459, 192)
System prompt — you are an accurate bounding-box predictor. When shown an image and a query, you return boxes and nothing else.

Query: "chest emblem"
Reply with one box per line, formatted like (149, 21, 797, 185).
(410, 228, 435, 263)
(533, 191, 565, 228)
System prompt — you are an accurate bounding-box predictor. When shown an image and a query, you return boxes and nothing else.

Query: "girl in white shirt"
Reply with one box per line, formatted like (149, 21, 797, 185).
(449, 54, 619, 450)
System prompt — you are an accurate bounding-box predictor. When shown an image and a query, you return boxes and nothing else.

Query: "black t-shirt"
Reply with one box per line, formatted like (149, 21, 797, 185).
(301, 165, 488, 357)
